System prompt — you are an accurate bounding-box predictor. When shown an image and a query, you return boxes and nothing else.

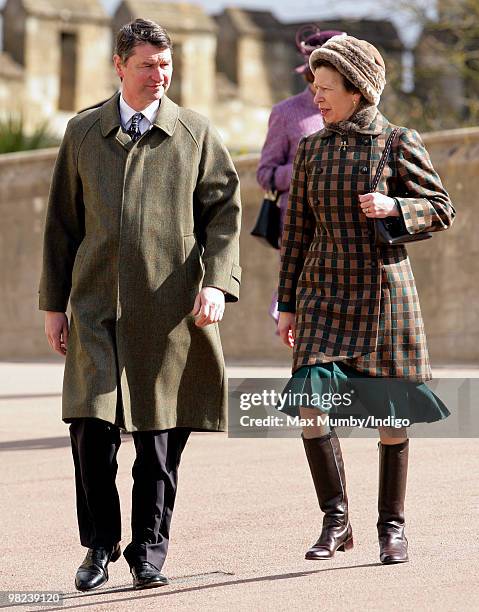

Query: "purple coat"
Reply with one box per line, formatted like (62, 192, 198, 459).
(257, 87, 324, 230)
(256, 87, 323, 321)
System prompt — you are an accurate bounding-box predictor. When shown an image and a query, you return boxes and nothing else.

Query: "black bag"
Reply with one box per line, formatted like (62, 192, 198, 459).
(372, 128, 432, 245)
(251, 170, 281, 249)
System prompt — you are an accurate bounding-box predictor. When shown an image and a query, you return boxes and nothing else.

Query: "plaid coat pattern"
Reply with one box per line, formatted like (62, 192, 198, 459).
(278, 111, 455, 381)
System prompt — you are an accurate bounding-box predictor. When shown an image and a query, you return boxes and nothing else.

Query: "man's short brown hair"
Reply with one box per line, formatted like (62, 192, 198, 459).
(115, 19, 172, 63)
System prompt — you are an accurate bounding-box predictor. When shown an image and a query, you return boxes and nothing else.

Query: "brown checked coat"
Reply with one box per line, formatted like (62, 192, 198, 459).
(278, 108, 455, 381)
(39, 93, 241, 431)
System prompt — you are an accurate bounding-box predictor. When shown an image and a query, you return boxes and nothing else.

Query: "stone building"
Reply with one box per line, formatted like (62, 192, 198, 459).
(113, 0, 217, 117)
(0, 52, 24, 118)
(1, 0, 112, 132)
(0, 0, 405, 150)
(215, 8, 292, 107)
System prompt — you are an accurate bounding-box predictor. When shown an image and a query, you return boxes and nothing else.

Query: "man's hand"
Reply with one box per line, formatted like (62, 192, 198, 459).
(278, 312, 295, 348)
(359, 193, 400, 218)
(45, 311, 69, 356)
(192, 287, 225, 327)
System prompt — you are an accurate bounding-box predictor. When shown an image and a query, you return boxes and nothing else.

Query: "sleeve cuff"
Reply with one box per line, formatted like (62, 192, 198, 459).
(394, 196, 434, 234)
(38, 293, 68, 312)
(202, 263, 241, 303)
(277, 301, 296, 313)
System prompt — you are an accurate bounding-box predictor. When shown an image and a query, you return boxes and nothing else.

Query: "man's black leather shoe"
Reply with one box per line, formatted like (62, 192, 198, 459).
(75, 544, 121, 592)
(131, 562, 169, 589)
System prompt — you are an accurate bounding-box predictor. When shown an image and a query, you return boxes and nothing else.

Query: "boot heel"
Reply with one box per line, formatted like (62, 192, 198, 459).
(111, 545, 121, 563)
(337, 536, 354, 552)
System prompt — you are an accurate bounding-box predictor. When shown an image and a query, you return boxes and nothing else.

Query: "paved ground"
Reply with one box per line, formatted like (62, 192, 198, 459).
(0, 361, 478, 611)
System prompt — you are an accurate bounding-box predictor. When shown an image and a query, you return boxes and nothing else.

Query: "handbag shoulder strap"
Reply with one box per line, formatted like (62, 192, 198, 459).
(370, 127, 401, 192)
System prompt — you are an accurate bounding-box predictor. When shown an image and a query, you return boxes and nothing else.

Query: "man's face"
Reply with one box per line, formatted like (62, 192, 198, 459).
(113, 43, 173, 108)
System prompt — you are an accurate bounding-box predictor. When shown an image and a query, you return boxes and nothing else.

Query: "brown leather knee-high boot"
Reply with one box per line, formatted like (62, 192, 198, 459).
(302, 431, 353, 559)
(377, 439, 409, 564)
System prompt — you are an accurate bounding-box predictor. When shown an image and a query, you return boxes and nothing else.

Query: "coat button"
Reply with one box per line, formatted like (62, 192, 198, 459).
(361, 166, 369, 174)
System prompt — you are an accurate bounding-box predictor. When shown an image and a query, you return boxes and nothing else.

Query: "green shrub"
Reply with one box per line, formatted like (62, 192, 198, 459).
(0, 116, 59, 154)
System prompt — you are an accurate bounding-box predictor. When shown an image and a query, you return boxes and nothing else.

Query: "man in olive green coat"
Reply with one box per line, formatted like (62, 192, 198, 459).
(39, 19, 241, 591)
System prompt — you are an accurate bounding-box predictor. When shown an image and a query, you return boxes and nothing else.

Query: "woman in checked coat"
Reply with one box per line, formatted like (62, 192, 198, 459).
(277, 35, 455, 564)
(256, 26, 343, 324)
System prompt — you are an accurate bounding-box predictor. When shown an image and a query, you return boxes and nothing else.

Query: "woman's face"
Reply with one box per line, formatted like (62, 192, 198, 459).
(313, 66, 360, 123)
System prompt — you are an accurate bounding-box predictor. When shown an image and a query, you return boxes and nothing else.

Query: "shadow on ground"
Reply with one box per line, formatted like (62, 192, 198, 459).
(0, 434, 133, 451)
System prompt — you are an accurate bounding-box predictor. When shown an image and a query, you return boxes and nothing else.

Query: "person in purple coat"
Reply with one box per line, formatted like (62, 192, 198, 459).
(256, 26, 345, 324)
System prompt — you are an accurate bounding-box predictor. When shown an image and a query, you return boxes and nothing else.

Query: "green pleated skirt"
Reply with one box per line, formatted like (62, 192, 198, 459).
(278, 361, 450, 427)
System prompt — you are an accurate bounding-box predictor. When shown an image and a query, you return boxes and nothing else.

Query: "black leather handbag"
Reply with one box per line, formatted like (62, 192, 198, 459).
(372, 128, 432, 245)
(251, 170, 281, 249)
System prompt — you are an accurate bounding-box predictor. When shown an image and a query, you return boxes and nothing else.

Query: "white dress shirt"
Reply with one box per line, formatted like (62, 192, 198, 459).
(119, 94, 160, 135)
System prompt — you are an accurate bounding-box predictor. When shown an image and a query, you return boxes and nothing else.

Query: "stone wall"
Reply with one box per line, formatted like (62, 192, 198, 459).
(2, 4, 113, 133)
(0, 128, 477, 364)
(0, 56, 24, 118)
(0, 149, 54, 358)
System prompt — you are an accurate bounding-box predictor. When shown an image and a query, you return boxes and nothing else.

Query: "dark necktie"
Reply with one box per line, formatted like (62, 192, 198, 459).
(127, 113, 143, 142)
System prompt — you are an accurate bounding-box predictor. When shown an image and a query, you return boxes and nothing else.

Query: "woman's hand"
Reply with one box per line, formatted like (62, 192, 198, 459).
(278, 312, 295, 348)
(359, 193, 400, 218)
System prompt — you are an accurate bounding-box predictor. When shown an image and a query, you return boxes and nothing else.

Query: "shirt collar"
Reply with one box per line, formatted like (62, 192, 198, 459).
(101, 92, 179, 138)
(119, 93, 160, 126)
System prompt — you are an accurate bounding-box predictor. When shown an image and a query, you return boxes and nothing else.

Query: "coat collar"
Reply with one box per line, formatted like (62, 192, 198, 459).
(318, 104, 389, 138)
(101, 92, 179, 138)
(152, 94, 179, 136)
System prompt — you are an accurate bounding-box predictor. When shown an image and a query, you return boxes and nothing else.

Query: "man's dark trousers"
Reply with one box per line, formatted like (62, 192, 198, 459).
(69, 418, 190, 571)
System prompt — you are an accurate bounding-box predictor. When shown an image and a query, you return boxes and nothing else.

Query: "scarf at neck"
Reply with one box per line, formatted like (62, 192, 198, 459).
(324, 101, 379, 135)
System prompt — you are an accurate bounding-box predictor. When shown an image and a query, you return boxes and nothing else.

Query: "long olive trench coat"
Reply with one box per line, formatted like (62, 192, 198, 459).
(278, 108, 455, 382)
(39, 93, 241, 432)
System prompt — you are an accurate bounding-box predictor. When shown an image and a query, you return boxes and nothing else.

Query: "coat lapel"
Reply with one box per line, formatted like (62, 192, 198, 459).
(98, 92, 130, 151)
(100, 92, 121, 136)
(152, 95, 179, 136)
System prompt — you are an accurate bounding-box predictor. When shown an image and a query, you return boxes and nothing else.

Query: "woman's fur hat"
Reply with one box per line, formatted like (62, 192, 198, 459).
(309, 35, 386, 105)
